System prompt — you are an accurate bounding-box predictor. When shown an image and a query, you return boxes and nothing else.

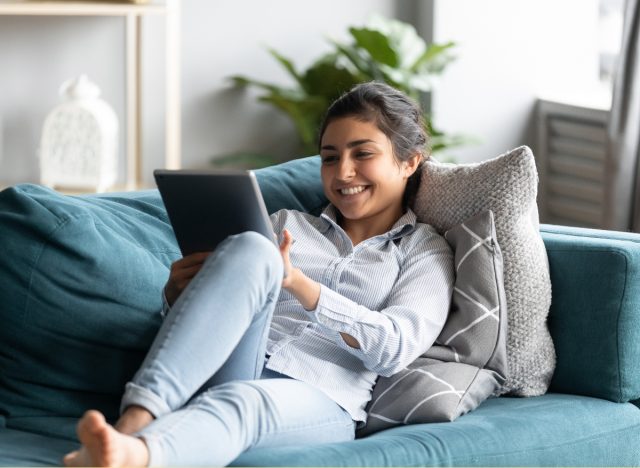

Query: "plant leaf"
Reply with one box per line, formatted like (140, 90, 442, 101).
(349, 27, 398, 67)
(412, 42, 457, 73)
(227, 15, 467, 159)
(230, 75, 251, 87)
(366, 15, 426, 69)
(430, 132, 481, 154)
(260, 94, 327, 154)
(330, 40, 373, 78)
(267, 48, 303, 84)
(301, 59, 361, 100)
(229, 75, 291, 95)
(407, 74, 436, 93)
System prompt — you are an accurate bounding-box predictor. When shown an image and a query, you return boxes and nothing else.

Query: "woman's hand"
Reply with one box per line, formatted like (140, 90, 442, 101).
(279, 229, 359, 348)
(279, 229, 321, 310)
(164, 252, 210, 306)
(279, 229, 295, 288)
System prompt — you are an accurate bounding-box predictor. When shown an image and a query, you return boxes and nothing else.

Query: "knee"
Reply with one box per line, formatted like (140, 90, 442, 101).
(194, 381, 265, 420)
(225, 231, 283, 281)
(229, 230, 274, 251)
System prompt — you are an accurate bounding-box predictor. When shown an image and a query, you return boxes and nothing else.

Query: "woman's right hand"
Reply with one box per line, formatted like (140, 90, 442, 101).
(164, 252, 210, 306)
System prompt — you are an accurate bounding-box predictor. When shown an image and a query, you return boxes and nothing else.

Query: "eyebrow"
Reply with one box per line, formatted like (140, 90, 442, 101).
(320, 139, 377, 151)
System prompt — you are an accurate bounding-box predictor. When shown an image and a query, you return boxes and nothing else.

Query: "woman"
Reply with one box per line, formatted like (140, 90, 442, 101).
(63, 81, 455, 467)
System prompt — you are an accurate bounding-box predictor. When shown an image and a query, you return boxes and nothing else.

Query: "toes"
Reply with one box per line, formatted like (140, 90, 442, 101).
(62, 450, 80, 467)
(83, 410, 107, 430)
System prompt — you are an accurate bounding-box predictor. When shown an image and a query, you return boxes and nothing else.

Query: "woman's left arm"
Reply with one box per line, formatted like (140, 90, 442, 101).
(280, 229, 455, 377)
(280, 229, 361, 348)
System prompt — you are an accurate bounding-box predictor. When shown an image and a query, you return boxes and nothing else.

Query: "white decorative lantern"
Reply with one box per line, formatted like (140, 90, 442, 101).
(40, 75, 118, 192)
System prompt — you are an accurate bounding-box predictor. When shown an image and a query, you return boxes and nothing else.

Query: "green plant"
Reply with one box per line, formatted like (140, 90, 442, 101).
(230, 15, 466, 160)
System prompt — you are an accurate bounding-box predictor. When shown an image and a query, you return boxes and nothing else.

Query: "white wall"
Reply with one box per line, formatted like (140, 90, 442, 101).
(429, 0, 600, 163)
(0, 0, 605, 185)
(0, 0, 397, 187)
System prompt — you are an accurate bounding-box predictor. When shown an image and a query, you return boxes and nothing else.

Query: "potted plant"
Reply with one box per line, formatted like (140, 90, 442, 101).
(218, 15, 466, 168)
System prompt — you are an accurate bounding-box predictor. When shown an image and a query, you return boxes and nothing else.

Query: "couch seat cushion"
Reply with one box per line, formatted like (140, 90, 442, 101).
(232, 394, 640, 467)
(0, 391, 638, 467)
(0, 427, 77, 467)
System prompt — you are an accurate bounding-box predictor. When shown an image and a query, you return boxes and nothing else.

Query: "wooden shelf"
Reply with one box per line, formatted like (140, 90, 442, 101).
(0, 0, 181, 190)
(0, 1, 167, 16)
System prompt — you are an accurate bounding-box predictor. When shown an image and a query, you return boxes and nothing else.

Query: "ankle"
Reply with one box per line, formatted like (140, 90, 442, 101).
(115, 405, 154, 434)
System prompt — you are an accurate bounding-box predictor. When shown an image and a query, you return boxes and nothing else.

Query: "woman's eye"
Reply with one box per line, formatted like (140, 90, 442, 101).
(321, 155, 338, 164)
(356, 151, 373, 158)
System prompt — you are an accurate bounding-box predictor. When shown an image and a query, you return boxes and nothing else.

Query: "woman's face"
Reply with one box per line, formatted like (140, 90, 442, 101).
(320, 116, 418, 230)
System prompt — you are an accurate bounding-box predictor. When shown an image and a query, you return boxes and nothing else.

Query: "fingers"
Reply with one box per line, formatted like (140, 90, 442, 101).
(171, 251, 209, 270)
(279, 230, 293, 266)
(165, 252, 210, 306)
(279, 229, 292, 252)
(171, 264, 203, 289)
(279, 230, 294, 285)
(170, 254, 208, 284)
(169, 253, 208, 278)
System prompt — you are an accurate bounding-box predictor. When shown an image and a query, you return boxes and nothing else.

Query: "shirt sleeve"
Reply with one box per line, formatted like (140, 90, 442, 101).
(305, 238, 454, 377)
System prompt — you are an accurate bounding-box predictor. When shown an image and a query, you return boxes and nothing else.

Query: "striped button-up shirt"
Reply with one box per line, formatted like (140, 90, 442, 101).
(266, 205, 454, 423)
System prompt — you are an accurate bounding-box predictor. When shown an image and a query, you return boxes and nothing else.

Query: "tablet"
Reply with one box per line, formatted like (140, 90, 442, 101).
(154, 169, 276, 256)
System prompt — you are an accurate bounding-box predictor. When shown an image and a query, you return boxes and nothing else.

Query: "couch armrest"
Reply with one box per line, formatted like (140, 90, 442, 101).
(540, 224, 640, 402)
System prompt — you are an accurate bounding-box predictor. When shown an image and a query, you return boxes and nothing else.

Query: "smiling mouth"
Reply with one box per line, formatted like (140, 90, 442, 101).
(339, 186, 368, 195)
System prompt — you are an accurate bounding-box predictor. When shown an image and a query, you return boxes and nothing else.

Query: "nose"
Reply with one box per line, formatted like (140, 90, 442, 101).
(336, 156, 356, 181)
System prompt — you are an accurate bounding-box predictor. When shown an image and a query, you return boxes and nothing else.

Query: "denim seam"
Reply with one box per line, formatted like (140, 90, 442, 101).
(136, 241, 227, 410)
(139, 406, 203, 466)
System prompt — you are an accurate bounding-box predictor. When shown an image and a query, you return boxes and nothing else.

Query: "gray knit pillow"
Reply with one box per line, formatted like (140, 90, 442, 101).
(413, 145, 554, 396)
(359, 210, 508, 436)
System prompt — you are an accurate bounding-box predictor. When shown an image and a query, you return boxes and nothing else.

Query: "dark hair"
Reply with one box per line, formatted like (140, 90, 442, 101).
(318, 81, 430, 206)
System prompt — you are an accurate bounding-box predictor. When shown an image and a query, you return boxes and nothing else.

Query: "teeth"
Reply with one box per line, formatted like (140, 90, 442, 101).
(340, 186, 366, 195)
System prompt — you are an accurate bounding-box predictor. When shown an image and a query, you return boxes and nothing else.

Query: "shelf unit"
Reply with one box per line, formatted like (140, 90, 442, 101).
(0, 0, 181, 190)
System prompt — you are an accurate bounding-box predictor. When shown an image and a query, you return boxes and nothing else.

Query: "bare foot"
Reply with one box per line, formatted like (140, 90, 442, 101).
(115, 405, 155, 435)
(63, 410, 149, 467)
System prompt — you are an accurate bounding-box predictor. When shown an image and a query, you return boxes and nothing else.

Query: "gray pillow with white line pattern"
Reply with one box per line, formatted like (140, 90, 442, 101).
(358, 210, 508, 436)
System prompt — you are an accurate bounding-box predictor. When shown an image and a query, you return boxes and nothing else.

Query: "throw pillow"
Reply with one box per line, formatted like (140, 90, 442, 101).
(358, 210, 508, 436)
(413, 145, 554, 396)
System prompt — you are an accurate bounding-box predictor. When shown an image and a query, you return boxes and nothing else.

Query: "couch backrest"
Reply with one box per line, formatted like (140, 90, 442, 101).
(541, 225, 640, 403)
(0, 185, 178, 433)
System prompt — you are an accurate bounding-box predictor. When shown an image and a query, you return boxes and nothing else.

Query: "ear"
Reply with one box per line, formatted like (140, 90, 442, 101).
(403, 153, 422, 178)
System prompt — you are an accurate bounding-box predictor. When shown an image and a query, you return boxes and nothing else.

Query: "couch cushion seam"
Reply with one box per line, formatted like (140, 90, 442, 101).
(541, 229, 640, 244)
(23, 216, 73, 325)
(616, 251, 629, 402)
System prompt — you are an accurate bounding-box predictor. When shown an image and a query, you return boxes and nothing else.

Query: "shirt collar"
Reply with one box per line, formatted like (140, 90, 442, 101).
(318, 204, 417, 240)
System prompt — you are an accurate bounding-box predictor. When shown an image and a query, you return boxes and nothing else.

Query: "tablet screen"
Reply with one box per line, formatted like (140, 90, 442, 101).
(154, 169, 275, 256)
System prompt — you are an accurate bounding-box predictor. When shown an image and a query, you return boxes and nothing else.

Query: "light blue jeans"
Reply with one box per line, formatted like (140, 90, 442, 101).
(120, 232, 355, 466)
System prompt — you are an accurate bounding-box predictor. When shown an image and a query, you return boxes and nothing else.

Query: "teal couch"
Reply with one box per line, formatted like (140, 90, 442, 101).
(1, 156, 639, 466)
